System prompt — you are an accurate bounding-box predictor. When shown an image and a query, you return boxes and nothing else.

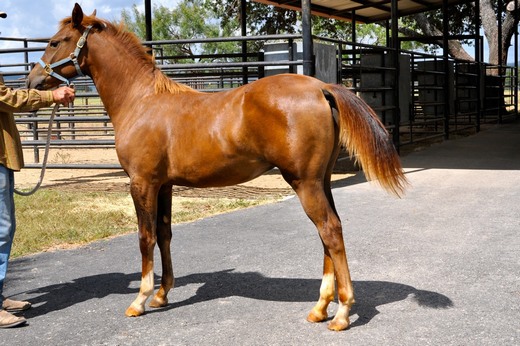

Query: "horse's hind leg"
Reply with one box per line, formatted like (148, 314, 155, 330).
(287, 177, 355, 331)
(150, 185, 174, 308)
(307, 250, 336, 323)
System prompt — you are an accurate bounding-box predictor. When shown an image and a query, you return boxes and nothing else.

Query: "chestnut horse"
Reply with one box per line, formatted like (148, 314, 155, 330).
(28, 4, 407, 331)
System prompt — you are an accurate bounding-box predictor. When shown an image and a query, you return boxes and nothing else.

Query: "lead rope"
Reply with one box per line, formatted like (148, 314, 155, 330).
(14, 103, 60, 196)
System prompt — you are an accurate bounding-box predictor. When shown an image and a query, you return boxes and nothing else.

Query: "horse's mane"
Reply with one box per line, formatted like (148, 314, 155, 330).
(59, 16, 193, 95)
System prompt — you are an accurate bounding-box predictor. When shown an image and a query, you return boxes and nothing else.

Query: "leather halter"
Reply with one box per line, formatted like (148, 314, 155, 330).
(38, 25, 93, 86)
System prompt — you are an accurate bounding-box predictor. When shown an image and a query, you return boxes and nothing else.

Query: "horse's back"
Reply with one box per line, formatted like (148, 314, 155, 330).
(120, 74, 338, 187)
(180, 75, 336, 184)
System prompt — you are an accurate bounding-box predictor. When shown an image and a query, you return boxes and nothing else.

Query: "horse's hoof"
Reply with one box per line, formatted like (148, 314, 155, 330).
(125, 305, 144, 317)
(149, 296, 168, 308)
(327, 317, 350, 331)
(306, 309, 328, 323)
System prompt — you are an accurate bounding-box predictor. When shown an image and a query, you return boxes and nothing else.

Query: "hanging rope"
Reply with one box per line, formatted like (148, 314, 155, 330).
(14, 103, 60, 196)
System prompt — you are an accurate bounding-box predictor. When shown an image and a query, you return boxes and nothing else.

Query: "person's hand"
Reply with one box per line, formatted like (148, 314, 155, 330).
(52, 86, 76, 105)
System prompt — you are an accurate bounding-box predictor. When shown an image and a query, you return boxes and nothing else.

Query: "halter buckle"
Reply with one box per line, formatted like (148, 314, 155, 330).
(43, 63, 53, 75)
(77, 36, 86, 49)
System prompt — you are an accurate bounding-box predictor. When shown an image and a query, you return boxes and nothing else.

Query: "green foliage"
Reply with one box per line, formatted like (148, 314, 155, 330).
(122, 0, 241, 63)
(121, 0, 481, 60)
(401, 3, 477, 45)
(208, 0, 298, 35)
(122, 0, 412, 59)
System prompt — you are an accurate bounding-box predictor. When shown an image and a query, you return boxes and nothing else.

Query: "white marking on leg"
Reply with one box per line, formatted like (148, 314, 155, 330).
(320, 273, 335, 301)
(130, 271, 155, 314)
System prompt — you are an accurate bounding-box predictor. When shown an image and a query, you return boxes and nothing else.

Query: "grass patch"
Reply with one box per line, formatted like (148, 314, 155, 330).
(13, 190, 272, 258)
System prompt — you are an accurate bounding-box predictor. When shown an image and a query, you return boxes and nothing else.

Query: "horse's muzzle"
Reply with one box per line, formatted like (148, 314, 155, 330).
(26, 65, 48, 90)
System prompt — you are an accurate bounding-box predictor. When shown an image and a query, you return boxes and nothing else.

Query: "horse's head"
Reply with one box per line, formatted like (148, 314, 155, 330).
(27, 3, 95, 90)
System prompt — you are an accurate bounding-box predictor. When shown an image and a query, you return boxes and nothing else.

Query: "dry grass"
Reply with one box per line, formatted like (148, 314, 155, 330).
(12, 190, 273, 258)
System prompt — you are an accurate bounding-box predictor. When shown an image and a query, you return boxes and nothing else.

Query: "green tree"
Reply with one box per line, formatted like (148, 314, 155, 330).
(210, 0, 518, 67)
(123, 0, 518, 68)
(208, 1, 428, 52)
(121, 0, 240, 63)
(402, 0, 519, 68)
(208, 0, 297, 35)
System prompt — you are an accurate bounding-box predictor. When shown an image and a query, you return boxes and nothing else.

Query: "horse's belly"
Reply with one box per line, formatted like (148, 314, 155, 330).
(171, 158, 273, 188)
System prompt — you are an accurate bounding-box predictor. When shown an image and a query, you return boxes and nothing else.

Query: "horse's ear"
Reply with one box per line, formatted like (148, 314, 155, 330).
(72, 3, 84, 28)
(91, 9, 97, 17)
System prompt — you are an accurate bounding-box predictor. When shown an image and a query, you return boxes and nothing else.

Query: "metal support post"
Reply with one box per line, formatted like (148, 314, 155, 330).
(302, 0, 314, 76)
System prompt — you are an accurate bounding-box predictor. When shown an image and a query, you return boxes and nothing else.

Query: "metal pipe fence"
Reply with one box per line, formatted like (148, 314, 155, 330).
(0, 34, 517, 168)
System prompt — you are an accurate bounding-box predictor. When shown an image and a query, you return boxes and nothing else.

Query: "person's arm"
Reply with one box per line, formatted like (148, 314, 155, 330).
(0, 84, 75, 113)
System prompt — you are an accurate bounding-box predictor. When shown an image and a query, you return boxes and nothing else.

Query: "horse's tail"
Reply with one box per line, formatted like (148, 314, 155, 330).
(323, 84, 408, 197)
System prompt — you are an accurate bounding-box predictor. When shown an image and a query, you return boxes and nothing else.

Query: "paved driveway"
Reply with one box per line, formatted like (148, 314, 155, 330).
(4, 121, 520, 345)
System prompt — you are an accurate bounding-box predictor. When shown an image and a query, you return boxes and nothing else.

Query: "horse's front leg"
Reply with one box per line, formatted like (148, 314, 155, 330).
(125, 180, 159, 317)
(149, 185, 174, 309)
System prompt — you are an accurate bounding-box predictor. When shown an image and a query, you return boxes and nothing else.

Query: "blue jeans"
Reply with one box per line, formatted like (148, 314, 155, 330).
(0, 165, 16, 307)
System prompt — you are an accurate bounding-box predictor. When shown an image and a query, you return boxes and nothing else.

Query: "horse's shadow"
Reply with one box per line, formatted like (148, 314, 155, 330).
(18, 269, 452, 328)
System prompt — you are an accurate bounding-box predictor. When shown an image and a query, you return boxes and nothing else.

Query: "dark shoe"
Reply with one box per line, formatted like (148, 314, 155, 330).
(0, 310, 27, 328)
(2, 299, 31, 312)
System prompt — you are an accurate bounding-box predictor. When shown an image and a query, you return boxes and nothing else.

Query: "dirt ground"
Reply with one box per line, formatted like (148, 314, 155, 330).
(15, 148, 355, 199)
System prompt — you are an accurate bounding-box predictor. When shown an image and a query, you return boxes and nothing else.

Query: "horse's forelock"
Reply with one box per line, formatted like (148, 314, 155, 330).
(59, 17, 72, 29)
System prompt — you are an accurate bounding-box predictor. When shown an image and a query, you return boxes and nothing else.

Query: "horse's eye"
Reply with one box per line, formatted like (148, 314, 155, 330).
(49, 40, 60, 48)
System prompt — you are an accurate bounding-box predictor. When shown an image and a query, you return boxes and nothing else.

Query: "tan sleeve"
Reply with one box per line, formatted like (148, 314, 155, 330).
(0, 84, 54, 113)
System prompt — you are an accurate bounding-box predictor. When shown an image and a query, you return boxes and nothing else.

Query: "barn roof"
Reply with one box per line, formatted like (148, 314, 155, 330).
(253, 0, 472, 23)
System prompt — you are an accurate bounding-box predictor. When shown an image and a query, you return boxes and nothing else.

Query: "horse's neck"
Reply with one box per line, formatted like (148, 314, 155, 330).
(88, 35, 156, 126)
